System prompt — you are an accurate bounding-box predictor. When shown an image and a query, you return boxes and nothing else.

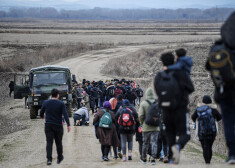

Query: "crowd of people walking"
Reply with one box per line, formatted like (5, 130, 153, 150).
(39, 11, 235, 166)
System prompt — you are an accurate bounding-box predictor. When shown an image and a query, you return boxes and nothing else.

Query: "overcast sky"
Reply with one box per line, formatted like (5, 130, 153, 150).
(1, 0, 235, 9)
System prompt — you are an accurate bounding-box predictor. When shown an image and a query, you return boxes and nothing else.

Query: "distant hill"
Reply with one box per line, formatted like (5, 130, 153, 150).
(1, 0, 235, 11)
(0, 7, 234, 21)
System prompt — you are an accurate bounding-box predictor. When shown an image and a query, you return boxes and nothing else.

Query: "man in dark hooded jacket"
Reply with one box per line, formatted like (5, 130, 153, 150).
(9, 81, 14, 97)
(205, 12, 235, 164)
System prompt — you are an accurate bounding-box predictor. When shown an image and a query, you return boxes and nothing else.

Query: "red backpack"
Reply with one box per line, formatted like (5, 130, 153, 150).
(118, 107, 136, 129)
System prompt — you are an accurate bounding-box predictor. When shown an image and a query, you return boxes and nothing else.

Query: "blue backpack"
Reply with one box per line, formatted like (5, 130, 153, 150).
(197, 106, 217, 137)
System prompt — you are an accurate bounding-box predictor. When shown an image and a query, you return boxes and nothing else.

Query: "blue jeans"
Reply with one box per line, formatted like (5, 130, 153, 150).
(99, 97, 104, 108)
(120, 134, 133, 155)
(73, 114, 85, 125)
(220, 98, 235, 156)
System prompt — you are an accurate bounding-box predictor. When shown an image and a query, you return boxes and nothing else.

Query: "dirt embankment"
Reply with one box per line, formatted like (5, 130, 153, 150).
(101, 43, 227, 156)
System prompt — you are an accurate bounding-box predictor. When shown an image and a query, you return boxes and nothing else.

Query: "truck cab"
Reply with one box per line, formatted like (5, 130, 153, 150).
(14, 65, 73, 119)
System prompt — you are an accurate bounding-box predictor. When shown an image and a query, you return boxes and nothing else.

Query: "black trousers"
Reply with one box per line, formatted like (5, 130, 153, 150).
(157, 131, 168, 158)
(163, 108, 191, 159)
(200, 138, 215, 164)
(101, 145, 110, 157)
(9, 89, 13, 97)
(77, 98, 82, 109)
(138, 141, 143, 157)
(45, 123, 64, 161)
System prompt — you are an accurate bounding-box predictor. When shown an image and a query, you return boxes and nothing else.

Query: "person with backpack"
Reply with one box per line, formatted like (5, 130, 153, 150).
(114, 84, 123, 98)
(125, 87, 137, 105)
(191, 95, 222, 164)
(164, 48, 193, 76)
(139, 87, 160, 165)
(90, 82, 102, 113)
(135, 84, 144, 106)
(115, 99, 138, 162)
(205, 12, 235, 164)
(106, 83, 115, 101)
(98, 81, 106, 108)
(154, 52, 194, 164)
(93, 101, 119, 161)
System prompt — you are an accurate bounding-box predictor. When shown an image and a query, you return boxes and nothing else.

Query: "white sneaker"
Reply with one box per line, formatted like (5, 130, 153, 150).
(171, 145, 180, 164)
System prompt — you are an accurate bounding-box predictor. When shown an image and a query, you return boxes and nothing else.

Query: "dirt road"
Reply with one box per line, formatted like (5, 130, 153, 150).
(0, 44, 230, 168)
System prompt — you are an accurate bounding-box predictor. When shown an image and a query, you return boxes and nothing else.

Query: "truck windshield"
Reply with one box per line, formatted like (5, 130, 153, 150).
(32, 72, 67, 86)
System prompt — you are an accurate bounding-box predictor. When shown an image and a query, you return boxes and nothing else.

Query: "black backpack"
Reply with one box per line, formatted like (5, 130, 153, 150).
(156, 71, 182, 110)
(208, 42, 235, 91)
(138, 89, 144, 97)
(145, 100, 160, 126)
(197, 106, 217, 137)
(108, 87, 115, 97)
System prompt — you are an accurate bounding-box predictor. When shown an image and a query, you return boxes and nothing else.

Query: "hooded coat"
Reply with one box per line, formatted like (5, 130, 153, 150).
(93, 108, 120, 147)
(167, 56, 193, 76)
(139, 87, 160, 132)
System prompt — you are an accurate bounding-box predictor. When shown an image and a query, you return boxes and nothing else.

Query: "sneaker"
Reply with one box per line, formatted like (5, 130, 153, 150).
(226, 156, 235, 164)
(122, 157, 127, 162)
(57, 155, 64, 164)
(113, 155, 118, 159)
(47, 160, 52, 165)
(171, 144, 180, 164)
(128, 153, 132, 160)
(151, 159, 156, 165)
(118, 152, 123, 159)
(169, 159, 174, 165)
(159, 157, 164, 162)
(103, 157, 109, 161)
(140, 158, 147, 164)
(163, 156, 169, 163)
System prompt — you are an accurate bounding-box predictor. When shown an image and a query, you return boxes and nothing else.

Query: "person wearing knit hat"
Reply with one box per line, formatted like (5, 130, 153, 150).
(93, 101, 119, 161)
(191, 95, 222, 164)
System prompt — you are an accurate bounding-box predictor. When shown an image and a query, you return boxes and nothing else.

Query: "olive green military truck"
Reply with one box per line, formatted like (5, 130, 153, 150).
(14, 65, 73, 119)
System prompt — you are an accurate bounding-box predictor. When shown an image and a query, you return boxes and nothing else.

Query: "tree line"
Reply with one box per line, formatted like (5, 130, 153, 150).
(0, 7, 234, 21)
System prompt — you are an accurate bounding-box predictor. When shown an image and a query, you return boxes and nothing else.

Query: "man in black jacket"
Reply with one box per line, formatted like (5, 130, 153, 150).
(8, 81, 14, 97)
(154, 52, 194, 164)
(40, 89, 71, 165)
(205, 12, 235, 164)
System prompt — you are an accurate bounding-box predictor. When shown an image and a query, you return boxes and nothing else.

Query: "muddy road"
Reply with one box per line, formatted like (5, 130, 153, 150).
(0, 44, 229, 168)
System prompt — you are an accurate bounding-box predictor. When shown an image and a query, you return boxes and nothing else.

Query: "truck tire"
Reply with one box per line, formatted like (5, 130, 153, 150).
(30, 106, 38, 119)
(66, 104, 72, 117)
